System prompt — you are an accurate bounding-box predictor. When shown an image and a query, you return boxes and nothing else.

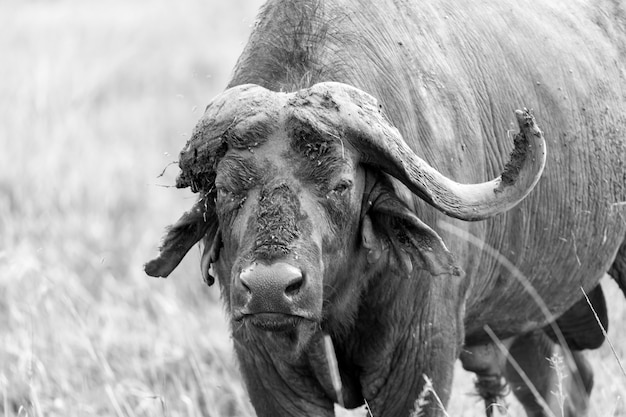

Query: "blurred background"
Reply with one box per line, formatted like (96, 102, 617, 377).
(1, 0, 624, 416)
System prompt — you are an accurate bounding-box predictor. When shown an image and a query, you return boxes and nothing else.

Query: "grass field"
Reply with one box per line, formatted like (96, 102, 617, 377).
(1, 1, 625, 416)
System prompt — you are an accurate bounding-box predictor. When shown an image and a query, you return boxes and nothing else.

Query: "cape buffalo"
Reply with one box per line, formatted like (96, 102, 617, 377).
(146, 1, 626, 416)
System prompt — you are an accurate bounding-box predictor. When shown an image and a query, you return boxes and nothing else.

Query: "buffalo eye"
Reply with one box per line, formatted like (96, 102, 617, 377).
(215, 186, 247, 214)
(215, 185, 247, 210)
(216, 186, 232, 200)
(328, 179, 352, 198)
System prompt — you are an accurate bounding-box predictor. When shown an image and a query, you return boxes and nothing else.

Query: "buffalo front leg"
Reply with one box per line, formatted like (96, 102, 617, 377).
(359, 296, 464, 416)
(362, 332, 460, 416)
(233, 334, 337, 417)
(505, 330, 593, 417)
(460, 339, 515, 416)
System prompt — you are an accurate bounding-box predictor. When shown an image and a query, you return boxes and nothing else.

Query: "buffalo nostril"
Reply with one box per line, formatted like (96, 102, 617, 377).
(239, 270, 252, 293)
(284, 274, 304, 296)
(240, 278, 252, 294)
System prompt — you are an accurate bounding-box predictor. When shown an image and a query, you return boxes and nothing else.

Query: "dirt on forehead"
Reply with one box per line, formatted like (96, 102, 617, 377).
(253, 183, 305, 260)
(176, 83, 357, 197)
(175, 85, 285, 193)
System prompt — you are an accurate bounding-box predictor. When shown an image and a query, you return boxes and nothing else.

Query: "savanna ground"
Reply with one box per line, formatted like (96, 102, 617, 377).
(1, 1, 625, 416)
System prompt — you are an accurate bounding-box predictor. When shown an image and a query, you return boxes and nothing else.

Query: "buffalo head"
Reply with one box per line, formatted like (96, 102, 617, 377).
(145, 82, 545, 355)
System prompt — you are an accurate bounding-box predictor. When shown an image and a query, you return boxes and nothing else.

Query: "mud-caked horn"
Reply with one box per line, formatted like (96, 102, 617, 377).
(145, 84, 285, 278)
(287, 82, 546, 221)
(176, 84, 286, 192)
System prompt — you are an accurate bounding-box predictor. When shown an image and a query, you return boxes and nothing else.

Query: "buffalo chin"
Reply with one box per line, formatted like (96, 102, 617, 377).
(237, 314, 320, 359)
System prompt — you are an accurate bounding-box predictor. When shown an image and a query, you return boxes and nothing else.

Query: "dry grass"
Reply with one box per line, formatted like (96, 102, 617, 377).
(446, 276, 626, 417)
(1, 1, 624, 416)
(1, 1, 262, 415)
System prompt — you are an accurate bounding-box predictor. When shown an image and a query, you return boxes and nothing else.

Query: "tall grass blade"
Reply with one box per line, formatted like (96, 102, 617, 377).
(580, 287, 626, 380)
(323, 334, 344, 407)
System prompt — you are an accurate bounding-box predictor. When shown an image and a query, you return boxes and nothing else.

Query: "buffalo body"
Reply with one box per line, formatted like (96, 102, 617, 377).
(147, 1, 626, 415)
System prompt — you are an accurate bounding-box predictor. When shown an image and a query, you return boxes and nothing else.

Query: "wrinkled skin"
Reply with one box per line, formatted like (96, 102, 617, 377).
(147, 0, 626, 416)
(219, 136, 416, 413)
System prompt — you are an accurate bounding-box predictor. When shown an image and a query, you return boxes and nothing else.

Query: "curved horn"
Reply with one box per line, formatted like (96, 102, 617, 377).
(287, 82, 546, 221)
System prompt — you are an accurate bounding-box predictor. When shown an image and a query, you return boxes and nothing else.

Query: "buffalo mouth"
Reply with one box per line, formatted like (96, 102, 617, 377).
(236, 312, 316, 333)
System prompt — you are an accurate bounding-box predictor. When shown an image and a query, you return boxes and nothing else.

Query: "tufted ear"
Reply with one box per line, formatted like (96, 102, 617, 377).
(363, 176, 462, 278)
(145, 195, 218, 281)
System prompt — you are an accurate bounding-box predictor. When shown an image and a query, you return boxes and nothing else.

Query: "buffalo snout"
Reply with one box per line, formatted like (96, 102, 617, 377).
(232, 262, 321, 329)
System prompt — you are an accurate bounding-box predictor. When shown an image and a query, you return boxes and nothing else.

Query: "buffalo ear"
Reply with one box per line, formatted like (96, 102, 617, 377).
(361, 215, 386, 264)
(145, 196, 215, 278)
(367, 190, 462, 278)
(200, 224, 222, 286)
